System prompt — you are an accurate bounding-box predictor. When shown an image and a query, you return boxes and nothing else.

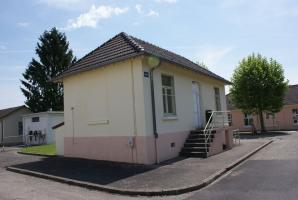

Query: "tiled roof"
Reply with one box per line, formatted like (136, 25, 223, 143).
(54, 32, 230, 84)
(226, 84, 298, 110)
(0, 105, 27, 119)
(284, 84, 298, 105)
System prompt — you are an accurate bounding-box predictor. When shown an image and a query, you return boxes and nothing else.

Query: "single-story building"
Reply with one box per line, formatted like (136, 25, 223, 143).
(227, 84, 298, 131)
(23, 111, 64, 145)
(0, 105, 31, 145)
(53, 32, 233, 164)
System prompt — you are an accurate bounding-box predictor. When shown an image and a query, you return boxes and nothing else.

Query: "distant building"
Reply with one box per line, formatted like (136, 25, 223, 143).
(0, 105, 31, 145)
(227, 84, 298, 131)
(23, 111, 64, 145)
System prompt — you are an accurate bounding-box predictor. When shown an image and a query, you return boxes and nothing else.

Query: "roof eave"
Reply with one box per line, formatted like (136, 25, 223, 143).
(51, 52, 144, 82)
(142, 52, 231, 85)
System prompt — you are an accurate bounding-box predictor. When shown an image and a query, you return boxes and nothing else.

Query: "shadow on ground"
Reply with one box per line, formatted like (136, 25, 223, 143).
(240, 131, 292, 140)
(9, 156, 188, 185)
(9, 157, 161, 185)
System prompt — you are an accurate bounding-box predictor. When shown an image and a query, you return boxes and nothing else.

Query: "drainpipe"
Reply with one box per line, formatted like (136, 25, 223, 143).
(130, 59, 138, 163)
(149, 61, 161, 164)
(71, 107, 75, 144)
(1, 119, 3, 144)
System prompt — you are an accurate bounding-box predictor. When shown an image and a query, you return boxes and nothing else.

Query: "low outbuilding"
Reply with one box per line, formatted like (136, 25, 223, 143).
(0, 105, 31, 145)
(23, 111, 64, 145)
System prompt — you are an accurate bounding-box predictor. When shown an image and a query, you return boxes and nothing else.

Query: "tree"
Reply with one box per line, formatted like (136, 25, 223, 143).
(196, 61, 209, 69)
(230, 53, 288, 132)
(21, 27, 76, 112)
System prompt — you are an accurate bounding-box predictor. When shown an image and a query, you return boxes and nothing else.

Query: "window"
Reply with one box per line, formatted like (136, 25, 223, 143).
(244, 113, 253, 126)
(266, 112, 275, 119)
(214, 87, 221, 111)
(162, 75, 176, 116)
(293, 109, 298, 125)
(228, 113, 232, 126)
(18, 122, 23, 135)
(266, 113, 270, 119)
(32, 117, 40, 122)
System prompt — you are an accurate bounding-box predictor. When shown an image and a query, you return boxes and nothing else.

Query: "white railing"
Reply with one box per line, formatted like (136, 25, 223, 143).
(203, 111, 230, 154)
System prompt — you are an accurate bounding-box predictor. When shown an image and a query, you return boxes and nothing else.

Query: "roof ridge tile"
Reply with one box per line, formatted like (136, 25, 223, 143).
(121, 32, 144, 52)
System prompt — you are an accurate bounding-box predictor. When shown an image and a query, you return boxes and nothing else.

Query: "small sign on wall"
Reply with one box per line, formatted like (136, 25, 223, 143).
(144, 71, 149, 78)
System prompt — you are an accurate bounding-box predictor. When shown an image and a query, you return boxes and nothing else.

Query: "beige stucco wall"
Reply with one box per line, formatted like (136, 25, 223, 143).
(60, 55, 228, 164)
(1, 107, 31, 145)
(63, 57, 146, 138)
(143, 59, 227, 135)
(229, 104, 298, 132)
(54, 125, 65, 155)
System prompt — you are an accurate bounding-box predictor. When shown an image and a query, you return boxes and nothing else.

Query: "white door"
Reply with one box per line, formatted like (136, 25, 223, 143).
(192, 82, 202, 128)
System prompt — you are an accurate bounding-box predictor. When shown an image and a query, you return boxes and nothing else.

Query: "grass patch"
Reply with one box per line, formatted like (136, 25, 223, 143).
(21, 144, 56, 156)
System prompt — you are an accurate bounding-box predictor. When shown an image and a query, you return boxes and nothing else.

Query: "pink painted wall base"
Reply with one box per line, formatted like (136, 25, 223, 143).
(64, 131, 189, 165)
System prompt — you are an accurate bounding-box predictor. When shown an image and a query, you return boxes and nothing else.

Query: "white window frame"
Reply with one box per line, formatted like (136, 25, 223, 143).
(293, 109, 298, 125)
(161, 74, 176, 117)
(244, 113, 253, 127)
(214, 87, 221, 111)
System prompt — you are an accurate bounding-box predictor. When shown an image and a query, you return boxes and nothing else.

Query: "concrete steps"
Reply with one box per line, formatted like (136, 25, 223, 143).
(180, 129, 216, 158)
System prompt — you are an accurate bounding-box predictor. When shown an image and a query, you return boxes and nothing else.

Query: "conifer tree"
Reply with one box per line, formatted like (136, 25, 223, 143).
(21, 27, 75, 112)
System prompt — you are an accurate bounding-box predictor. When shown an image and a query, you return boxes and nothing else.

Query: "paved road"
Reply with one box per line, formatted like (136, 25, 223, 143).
(0, 150, 191, 200)
(186, 131, 298, 200)
(0, 131, 296, 200)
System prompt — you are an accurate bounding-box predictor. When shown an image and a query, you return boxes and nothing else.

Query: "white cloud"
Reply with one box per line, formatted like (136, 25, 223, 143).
(63, 5, 129, 30)
(17, 22, 30, 27)
(196, 46, 234, 67)
(156, 0, 177, 3)
(147, 10, 159, 17)
(135, 4, 143, 14)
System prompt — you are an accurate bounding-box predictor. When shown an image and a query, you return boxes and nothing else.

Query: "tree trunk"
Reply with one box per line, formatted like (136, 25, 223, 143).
(259, 110, 266, 133)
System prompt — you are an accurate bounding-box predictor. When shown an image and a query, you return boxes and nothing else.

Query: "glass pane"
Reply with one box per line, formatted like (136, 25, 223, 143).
(167, 95, 173, 114)
(162, 75, 172, 87)
(162, 88, 165, 95)
(163, 94, 167, 114)
(214, 87, 220, 95)
(166, 88, 173, 95)
(166, 95, 176, 115)
(172, 97, 176, 114)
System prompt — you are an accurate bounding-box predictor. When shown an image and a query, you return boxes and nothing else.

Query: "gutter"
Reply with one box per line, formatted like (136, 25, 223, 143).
(149, 60, 161, 164)
(150, 69, 158, 139)
(1, 119, 3, 144)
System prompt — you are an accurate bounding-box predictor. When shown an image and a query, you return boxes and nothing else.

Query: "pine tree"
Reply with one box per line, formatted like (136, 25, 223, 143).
(21, 27, 76, 112)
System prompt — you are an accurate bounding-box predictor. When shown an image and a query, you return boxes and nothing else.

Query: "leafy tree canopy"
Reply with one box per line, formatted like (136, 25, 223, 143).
(230, 53, 288, 131)
(196, 61, 209, 69)
(21, 27, 76, 112)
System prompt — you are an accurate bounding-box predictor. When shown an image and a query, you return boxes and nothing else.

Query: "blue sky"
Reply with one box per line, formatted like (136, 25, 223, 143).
(0, 0, 298, 109)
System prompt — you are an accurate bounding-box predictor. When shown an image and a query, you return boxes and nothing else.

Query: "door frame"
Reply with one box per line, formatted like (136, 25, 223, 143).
(192, 81, 202, 129)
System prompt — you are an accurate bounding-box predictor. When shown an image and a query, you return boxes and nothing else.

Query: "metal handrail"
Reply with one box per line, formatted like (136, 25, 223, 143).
(203, 111, 230, 155)
(233, 129, 240, 145)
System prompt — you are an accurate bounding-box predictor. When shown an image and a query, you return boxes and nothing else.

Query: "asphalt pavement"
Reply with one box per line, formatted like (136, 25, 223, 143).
(185, 131, 298, 200)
